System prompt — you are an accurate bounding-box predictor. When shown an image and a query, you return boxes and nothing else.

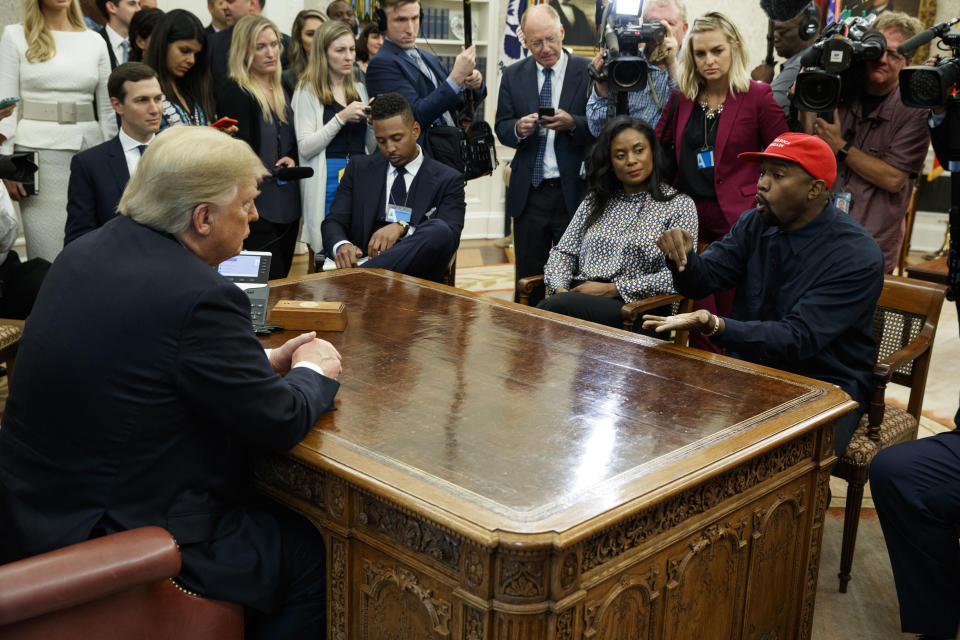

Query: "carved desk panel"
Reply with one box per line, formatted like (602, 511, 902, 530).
(256, 270, 850, 640)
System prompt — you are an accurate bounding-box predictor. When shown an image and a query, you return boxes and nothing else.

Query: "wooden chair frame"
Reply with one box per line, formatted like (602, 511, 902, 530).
(834, 274, 947, 593)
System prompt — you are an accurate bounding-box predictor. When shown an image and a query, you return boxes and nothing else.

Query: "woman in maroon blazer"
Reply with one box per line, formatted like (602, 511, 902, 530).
(656, 11, 787, 351)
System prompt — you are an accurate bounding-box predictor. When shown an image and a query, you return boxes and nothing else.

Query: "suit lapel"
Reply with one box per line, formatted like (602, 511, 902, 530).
(106, 137, 130, 195)
(556, 53, 578, 112)
(363, 155, 389, 243)
(525, 57, 541, 114)
(715, 89, 743, 161)
(407, 158, 437, 225)
(675, 96, 695, 150)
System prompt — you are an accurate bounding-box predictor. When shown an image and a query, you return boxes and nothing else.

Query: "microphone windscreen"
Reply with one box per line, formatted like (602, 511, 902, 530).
(897, 28, 936, 55)
(272, 166, 315, 181)
(760, 0, 812, 22)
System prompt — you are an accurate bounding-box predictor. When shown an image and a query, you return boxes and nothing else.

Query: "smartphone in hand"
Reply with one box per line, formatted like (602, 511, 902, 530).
(0, 96, 20, 109)
(210, 117, 238, 130)
(538, 107, 555, 118)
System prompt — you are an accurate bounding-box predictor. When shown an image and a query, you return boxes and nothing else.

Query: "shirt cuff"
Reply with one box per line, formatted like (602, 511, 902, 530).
(293, 361, 326, 377)
(332, 240, 353, 257)
(712, 317, 746, 347)
(445, 76, 463, 93)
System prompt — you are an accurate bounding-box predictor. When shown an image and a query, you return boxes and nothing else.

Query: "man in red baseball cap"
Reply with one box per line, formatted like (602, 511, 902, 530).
(644, 132, 884, 458)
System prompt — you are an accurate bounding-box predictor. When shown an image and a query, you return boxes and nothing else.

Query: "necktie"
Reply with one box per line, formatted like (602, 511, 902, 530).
(120, 39, 129, 63)
(531, 67, 553, 189)
(410, 49, 456, 127)
(390, 166, 407, 208)
(137, 144, 147, 155)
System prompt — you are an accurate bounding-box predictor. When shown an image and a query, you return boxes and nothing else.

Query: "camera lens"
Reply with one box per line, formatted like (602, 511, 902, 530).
(796, 70, 841, 112)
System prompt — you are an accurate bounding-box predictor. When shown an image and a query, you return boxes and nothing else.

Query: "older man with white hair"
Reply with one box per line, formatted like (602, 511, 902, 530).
(495, 3, 591, 305)
(0, 126, 341, 638)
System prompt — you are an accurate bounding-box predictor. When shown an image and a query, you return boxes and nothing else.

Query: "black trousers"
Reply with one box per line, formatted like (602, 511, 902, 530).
(179, 503, 327, 640)
(871, 430, 960, 639)
(537, 291, 672, 339)
(364, 218, 457, 283)
(0, 251, 50, 319)
(244, 218, 300, 280)
(513, 181, 571, 306)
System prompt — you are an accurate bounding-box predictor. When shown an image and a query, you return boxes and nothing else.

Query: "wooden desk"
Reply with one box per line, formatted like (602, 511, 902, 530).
(907, 255, 949, 286)
(256, 270, 852, 640)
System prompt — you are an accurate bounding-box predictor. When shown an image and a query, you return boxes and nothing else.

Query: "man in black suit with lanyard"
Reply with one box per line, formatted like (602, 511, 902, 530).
(0, 126, 342, 638)
(495, 3, 591, 305)
(322, 93, 465, 283)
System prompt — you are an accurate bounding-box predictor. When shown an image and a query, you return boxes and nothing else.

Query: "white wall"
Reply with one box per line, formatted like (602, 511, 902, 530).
(157, 0, 307, 34)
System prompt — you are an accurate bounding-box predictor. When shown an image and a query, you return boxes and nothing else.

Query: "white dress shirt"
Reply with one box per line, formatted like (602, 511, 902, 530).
(533, 52, 567, 180)
(118, 128, 154, 178)
(104, 24, 128, 65)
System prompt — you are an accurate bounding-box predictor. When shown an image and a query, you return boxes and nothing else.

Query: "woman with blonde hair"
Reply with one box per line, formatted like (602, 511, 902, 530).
(282, 9, 326, 94)
(0, 0, 116, 262)
(655, 10, 786, 352)
(292, 19, 373, 264)
(216, 15, 301, 279)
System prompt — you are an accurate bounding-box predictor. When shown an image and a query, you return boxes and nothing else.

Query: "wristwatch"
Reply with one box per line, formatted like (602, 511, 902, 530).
(836, 140, 852, 163)
(396, 220, 410, 236)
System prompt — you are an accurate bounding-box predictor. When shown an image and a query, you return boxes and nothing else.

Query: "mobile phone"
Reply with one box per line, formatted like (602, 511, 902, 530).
(538, 107, 555, 118)
(210, 117, 238, 130)
(0, 97, 20, 109)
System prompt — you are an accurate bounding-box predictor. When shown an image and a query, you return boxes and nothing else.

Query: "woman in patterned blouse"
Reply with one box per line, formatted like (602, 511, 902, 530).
(145, 10, 215, 128)
(540, 116, 698, 329)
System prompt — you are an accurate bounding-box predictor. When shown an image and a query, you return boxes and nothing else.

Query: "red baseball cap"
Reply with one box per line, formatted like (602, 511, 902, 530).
(738, 133, 836, 189)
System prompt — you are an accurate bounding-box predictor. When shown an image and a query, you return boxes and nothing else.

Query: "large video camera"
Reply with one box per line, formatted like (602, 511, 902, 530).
(794, 12, 886, 114)
(593, 0, 666, 117)
(898, 20, 960, 109)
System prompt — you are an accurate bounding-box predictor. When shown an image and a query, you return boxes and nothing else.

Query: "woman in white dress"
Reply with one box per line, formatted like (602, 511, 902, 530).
(292, 20, 373, 267)
(0, 0, 116, 262)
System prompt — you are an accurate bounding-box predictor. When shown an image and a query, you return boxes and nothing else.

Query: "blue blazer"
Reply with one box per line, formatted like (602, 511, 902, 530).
(0, 215, 338, 607)
(65, 136, 128, 246)
(321, 151, 465, 258)
(365, 38, 486, 155)
(494, 52, 592, 218)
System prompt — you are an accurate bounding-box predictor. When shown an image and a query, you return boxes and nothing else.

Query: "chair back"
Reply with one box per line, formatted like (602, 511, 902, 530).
(870, 275, 947, 420)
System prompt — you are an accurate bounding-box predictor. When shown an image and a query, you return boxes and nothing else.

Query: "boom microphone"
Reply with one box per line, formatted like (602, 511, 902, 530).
(759, 0, 812, 22)
(265, 166, 314, 182)
(897, 18, 959, 55)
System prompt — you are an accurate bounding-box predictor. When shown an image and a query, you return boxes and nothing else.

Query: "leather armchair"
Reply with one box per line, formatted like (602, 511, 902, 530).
(0, 527, 244, 639)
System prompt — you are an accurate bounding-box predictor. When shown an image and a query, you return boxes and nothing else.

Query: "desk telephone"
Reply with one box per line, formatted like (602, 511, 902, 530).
(217, 251, 278, 334)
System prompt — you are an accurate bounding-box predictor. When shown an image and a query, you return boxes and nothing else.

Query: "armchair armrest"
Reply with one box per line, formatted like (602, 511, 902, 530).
(865, 323, 936, 441)
(0, 527, 181, 625)
(517, 275, 545, 306)
(619, 294, 685, 333)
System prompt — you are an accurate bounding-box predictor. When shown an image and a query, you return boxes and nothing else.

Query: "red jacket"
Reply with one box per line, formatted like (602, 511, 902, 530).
(657, 80, 788, 231)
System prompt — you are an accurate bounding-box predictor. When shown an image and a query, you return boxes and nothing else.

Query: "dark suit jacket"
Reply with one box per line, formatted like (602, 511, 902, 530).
(215, 78, 296, 159)
(97, 25, 120, 70)
(321, 151, 465, 258)
(209, 26, 292, 92)
(0, 215, 338, 607)
(656, 81, 788, 229)
(365, 38, 486, 155)
(65, 136, 129, 245)
(494, 52, 591, 218)
(205, 23, 218, 36)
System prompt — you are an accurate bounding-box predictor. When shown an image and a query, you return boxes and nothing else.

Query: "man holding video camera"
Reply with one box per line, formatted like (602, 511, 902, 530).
(586, 0, 688, 135)
(802, 11, 929, 273)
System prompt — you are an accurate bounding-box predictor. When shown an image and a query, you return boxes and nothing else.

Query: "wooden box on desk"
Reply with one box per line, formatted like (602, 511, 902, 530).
(268, 300, 347, 331)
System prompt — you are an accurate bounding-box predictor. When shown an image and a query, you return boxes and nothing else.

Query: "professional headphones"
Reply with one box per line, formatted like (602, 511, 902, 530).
(374, 3, 425, 33)
(797, 2, 820, 41)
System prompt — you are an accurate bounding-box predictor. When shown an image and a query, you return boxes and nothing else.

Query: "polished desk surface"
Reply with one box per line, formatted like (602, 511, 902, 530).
(263, 269, 852, 544)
